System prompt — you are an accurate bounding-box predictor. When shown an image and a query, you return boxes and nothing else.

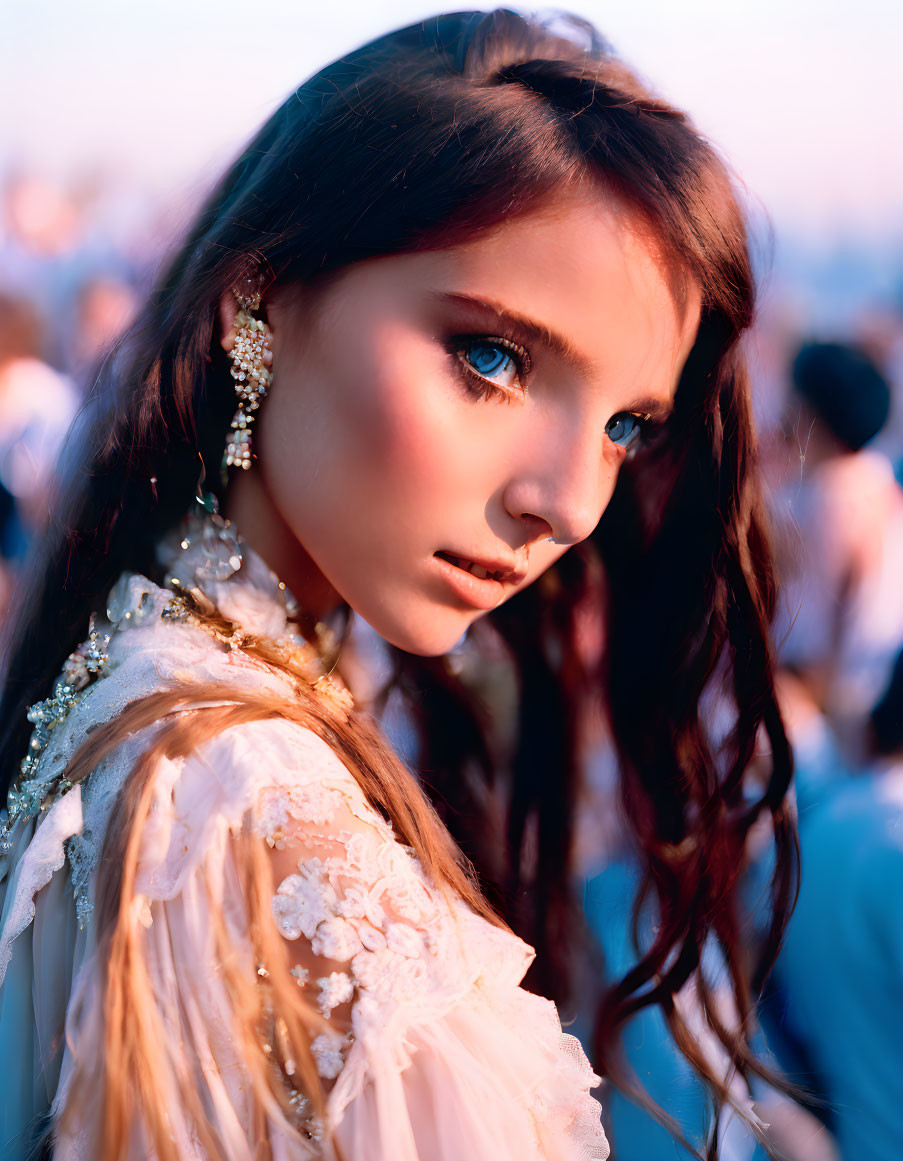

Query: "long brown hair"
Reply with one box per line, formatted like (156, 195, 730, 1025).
(1, 10, 796, 1159)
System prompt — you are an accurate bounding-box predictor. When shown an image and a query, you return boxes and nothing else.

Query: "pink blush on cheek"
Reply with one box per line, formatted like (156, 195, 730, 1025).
(343, 331, 460, 484)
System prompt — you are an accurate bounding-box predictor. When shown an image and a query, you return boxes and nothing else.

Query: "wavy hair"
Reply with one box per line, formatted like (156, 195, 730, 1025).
(0, 10, 796, 1158)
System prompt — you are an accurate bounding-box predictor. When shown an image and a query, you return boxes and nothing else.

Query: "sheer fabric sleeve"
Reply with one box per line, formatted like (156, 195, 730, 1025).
(56, 717, 607, 1161)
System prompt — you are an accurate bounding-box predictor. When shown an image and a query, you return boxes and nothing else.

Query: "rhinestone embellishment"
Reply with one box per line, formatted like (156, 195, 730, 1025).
(1, 619, 110, 886)
(223, 283, 273, 474)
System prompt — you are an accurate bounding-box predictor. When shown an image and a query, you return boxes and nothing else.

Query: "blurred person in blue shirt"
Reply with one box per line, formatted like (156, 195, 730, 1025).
(580, 734, 839, 1161)
(771, 649, 903, 1161)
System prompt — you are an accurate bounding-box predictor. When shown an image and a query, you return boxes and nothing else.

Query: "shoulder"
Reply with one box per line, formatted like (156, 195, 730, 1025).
(21, 569, 301, 833)
(130, 715, 382, 903)
(100, 571, 300, 700)
(173, 717, 377, 847)
(36, 570, 298, 780)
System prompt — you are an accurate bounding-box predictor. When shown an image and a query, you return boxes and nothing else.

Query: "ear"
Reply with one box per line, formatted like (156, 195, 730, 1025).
(218, 292, 240, 354)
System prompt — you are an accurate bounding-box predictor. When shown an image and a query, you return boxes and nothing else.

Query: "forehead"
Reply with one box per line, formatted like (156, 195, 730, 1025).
(426, 189, 702, 387)
(295, 187, 702, 401)
(455, 189, 694, 309)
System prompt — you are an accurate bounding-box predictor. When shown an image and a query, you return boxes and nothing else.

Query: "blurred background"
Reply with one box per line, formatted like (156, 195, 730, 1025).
(1, 2, 902, 1159)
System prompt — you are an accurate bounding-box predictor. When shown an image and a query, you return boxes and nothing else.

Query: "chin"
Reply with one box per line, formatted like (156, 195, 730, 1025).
(367, 608, 476, 658)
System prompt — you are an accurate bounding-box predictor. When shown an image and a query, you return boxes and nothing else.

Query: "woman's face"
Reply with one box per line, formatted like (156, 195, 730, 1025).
(224, 189, 701, 655)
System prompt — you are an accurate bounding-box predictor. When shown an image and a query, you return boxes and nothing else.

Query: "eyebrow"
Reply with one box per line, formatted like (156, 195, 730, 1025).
(431, 290, 675, 422)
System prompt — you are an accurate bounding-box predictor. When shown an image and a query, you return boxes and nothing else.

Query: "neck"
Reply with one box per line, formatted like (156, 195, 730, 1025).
(222, 467, 343, 622)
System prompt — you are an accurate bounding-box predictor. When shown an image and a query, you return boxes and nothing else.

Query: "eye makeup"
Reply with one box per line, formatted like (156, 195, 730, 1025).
(450, 334, 533, 402)
(431, 289, 676, 438)
(431, 289, 591, 378)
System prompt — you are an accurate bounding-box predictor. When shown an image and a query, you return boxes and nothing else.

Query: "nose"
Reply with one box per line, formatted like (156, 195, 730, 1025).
(501, 430, 616, 547)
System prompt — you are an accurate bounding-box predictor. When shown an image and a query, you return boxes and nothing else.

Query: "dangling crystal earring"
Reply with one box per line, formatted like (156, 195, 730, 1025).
(223, 277, 274, 473)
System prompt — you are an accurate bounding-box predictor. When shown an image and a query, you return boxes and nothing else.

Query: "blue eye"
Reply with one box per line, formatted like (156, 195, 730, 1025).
(605, 413, 647, 449)
(454, 335, 531, 398)
(462, 340, 522, 388)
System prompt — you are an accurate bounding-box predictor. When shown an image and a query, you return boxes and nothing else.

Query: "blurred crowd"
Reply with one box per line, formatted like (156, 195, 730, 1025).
(578, 279, 903, 1159)
(0, 171, 155, 608)
(1, 169, 902, 1161)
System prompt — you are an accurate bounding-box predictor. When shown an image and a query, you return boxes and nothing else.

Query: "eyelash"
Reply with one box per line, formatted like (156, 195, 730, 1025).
(605, 411, 655, 452)
(449, 332, 659, 449)
(451, 333, 532, 403)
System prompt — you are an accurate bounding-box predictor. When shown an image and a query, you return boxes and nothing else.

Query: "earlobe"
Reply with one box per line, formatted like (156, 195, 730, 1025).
(218, 292, 240, 354)
(220, 278, 279, 353)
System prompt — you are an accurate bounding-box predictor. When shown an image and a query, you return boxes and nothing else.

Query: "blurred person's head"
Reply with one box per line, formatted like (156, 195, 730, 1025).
(791, 341, 891, 454)
(0, 293, 45, 370)
(73, 276, 138, 368)
(3, 173, 83, 258)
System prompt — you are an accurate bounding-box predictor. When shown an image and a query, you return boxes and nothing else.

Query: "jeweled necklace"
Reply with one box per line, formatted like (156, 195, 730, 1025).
(0, 492, 351, 909)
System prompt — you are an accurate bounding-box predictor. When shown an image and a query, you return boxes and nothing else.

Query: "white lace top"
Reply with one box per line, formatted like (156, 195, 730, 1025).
(0, 508, 608, 1161)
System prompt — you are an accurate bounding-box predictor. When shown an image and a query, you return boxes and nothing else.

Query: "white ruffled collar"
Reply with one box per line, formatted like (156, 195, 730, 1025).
(1, 500, 338, 874)
(153, 500, 304, 643)
(0, 499, 349, 947)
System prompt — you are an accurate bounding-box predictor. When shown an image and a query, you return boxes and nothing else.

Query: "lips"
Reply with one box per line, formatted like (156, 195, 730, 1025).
(435, 551, 503, 582)
(432, 549, 529, 612)
(434, 550, 527, 585)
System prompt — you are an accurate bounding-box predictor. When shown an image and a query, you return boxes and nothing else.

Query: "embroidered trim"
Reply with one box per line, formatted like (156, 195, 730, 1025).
(2, 500, 352, 931)
(1, 621, 109, 846)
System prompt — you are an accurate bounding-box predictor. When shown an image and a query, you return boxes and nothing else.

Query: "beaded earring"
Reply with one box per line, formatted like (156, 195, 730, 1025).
(223, 277, 274, 474)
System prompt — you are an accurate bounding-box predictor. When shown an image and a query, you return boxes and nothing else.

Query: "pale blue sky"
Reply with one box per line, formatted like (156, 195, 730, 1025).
(2, 0, 902, 240)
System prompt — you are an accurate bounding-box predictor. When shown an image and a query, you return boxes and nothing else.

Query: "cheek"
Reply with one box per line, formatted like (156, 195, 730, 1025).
(332, 328, 480, 503)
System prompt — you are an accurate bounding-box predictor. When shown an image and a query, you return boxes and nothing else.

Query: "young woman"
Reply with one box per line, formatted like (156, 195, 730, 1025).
(0, 10, 796, 1160)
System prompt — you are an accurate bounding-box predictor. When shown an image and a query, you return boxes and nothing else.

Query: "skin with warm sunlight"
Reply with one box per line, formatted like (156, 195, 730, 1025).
(223, 188, 702, 656)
